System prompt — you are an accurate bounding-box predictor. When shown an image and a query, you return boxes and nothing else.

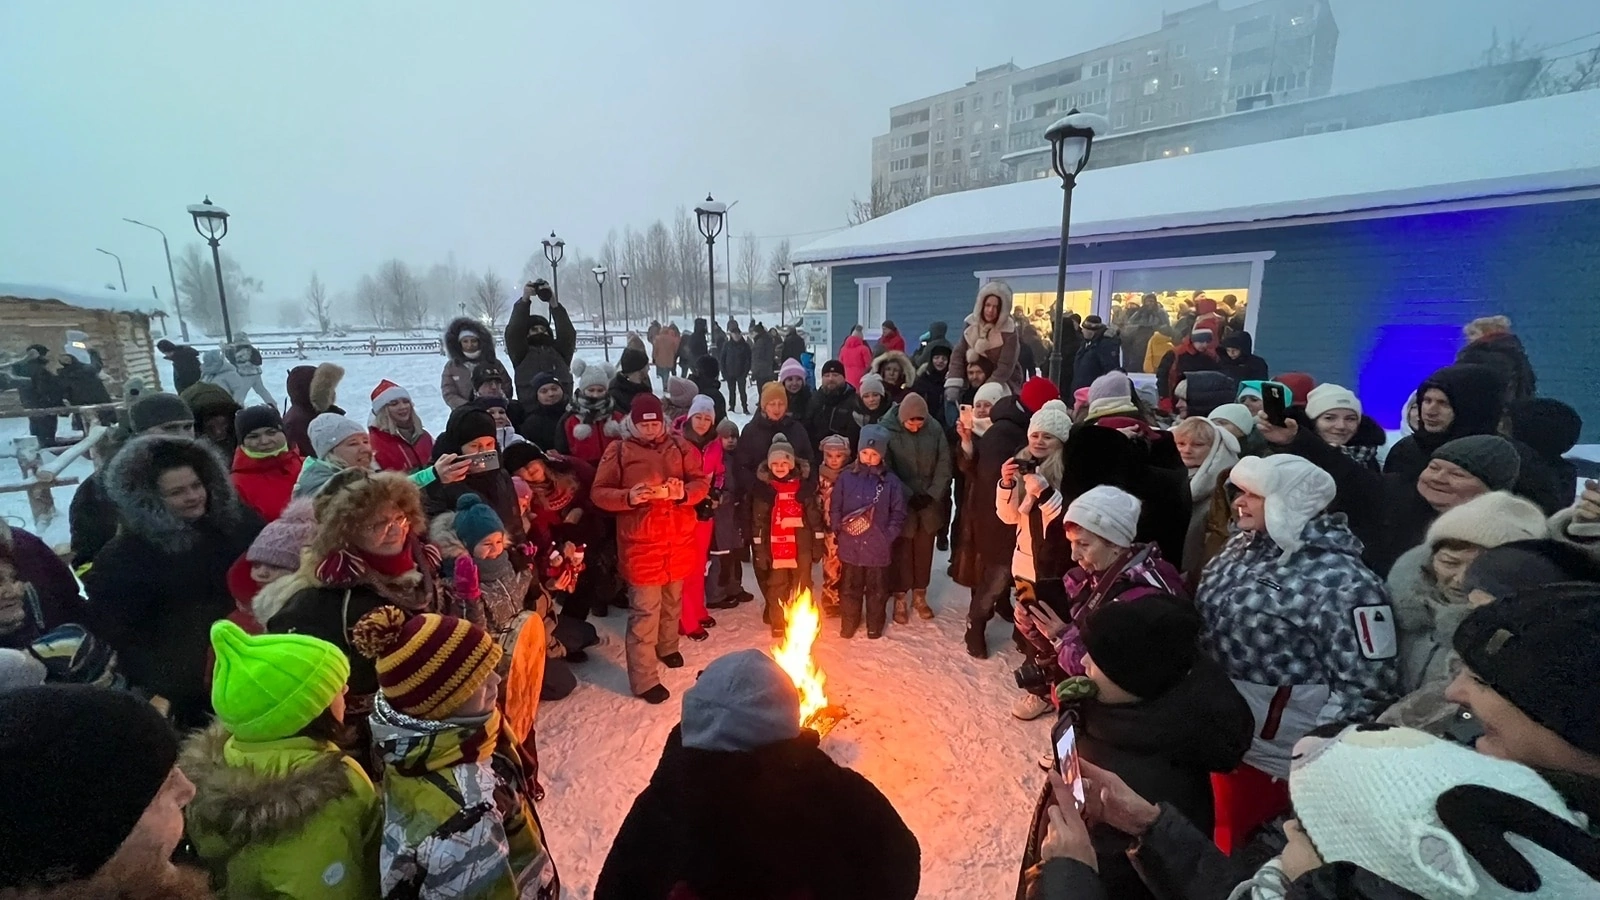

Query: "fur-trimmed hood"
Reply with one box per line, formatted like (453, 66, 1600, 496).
(308, 362, 343, 413)
(443, 317, 498, 367)
(870, 350, 915, 387)
(103, 436, 246, 550)
(178, 723, 362, 846)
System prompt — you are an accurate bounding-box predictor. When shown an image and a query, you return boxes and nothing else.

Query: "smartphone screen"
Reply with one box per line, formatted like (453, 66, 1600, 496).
(1262, 382, 1288, 427)
(1055, 724, 1086, 808)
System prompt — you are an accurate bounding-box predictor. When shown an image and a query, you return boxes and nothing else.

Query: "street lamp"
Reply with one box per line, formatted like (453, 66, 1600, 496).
(95, 248, 127, 292)
(776, 267, 792, 325)
(1043, 110, 1107, 387)
(592, 265, 610, 361)
(618, 272, 631, 328)
(186, 195, 235, 343)
(694, 194, 727, 324)
(542, 231, 565, 300)
(123, 217, 188, 341)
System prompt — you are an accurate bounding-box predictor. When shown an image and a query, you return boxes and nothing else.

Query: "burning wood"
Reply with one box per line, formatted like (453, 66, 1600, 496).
(772, 589, 846, 736)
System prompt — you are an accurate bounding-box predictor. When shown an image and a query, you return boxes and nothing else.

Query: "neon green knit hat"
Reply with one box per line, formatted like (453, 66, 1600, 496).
(209, 620, 350, 742)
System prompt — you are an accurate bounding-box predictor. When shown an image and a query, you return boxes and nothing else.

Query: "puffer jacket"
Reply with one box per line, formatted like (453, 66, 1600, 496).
(590, 424, 710, 586)
(1195, 513, 1399, 778)
(442, 317, 500, 410)
(838, 334, 874, 388)
(734, 412, 814, 490)
(828, 463, 906, 567)
(747, 461, 824, 570)
(370, 698, 559, 900)
(230, 445, 304, 522)
(719, 334, 753, 382)
(180, 723, 381, 900)
(806, 384, 862, 453)
(370, 418, 435, 474)
(883, 413, 952, 536)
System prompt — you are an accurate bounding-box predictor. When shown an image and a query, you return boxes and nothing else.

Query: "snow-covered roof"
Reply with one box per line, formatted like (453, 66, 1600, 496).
(795, 90, 1600, 265)
(0, 281, 157, 316)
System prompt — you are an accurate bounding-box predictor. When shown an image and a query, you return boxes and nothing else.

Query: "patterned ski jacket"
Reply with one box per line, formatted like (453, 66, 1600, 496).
(1195, 512, 1398, 778)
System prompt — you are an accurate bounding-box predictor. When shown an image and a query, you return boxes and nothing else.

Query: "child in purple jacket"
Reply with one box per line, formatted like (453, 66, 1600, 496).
(829, 424, 907, 639)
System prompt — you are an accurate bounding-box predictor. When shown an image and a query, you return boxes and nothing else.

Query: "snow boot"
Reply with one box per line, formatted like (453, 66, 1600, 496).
(683, 629, 709, 642)
(638, 684, 671, 704)
(892, 593, 910, 625)
(912, 589, 934, 620)
(1011, 692, 1052, 721)
(964, 622, 988, 659)
(700, 615, 717, 629)
(841, 617, 860, 639)
(659, 652, 685, 669)
(936, 534, 949, 552)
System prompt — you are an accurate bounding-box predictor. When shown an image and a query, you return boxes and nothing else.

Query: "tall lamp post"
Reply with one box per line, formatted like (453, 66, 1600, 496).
(542, 231, 565, 299)
(776, 267, 791, 325)
(592, 265, 610, 361)
(618, 272, 631, 328)
(1043, 110, 1107, 387)
(694, 194, 727, 324)
(123, 217, 188, 341)
(95, 248, 127, 291)
(186, 196, 234, 343)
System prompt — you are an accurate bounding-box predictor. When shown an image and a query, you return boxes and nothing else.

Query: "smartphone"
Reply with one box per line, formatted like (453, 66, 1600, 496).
(1055, 724, 1086, 809)
(959, 404, 975, 428)
(463, 450, 500, 473)
(1262, 382, 1289, 427)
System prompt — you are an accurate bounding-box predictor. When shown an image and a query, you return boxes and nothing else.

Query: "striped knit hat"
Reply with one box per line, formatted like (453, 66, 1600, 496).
(350, 607, 502, 720)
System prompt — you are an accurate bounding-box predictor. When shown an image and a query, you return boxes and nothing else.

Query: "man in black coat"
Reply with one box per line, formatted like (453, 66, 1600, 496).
(595, 650, 919, 900)
(735, 383, 813, 493)
(687, 317, 711, 366)
(156, 338, 203, 394)
(780, 326, 806, 364)
(750, 324, 777, 389)
(9, 345, 63, 446)
(691, 354, 728, 423)
(1216, 331, 1269, 383)
(1072, 317, 1122, 392)
(805, 360, 861, 454)
(719, 324, 753, 414)
(505, 280, 577, 396)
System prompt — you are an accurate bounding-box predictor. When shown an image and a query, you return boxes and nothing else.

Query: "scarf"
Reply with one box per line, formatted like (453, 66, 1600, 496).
(571, 392, 613, 422)
(1338, 442, 1381, 470)
(360, 546, 421, 578)
(375, 694, 502, 776)
(973, 415, 993, 436)
(769, 477, 804, 569)
(240, 444, 290, 462)
(528, 471, 577, 514)
(1188, 423, 1241, 500)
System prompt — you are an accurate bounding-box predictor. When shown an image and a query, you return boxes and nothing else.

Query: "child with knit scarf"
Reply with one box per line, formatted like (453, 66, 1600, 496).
(354, 607, 560, 899)
(815, 434, 852, 618)
(560, 366, 623, 465)
(749, 433, 824, 637)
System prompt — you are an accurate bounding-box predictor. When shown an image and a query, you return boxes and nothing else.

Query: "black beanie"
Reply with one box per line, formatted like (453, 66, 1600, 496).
(501, 441, 545, 473)
(128, 392, 193, 434)
(450, 408, 497, 445)
(1082, 594, 1201, 700)
(472, 361, 511, 390)
(619, 347, 649, 376)
(1454, 582, 1600, 756)
(1460, 539, 1600, 600)
(822, 359, 845, 377)
(234, 403, 283, 441)
(0, 685, 178, 887)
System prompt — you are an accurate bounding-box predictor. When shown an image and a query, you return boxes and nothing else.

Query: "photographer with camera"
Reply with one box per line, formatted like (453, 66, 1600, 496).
(506, 278, 577, 397)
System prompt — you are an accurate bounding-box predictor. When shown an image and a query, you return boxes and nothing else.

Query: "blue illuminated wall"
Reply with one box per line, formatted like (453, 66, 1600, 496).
(828, 196, 1600, 440)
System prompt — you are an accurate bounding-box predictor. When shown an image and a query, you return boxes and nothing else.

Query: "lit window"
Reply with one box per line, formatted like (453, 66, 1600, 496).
(1204, 66, 1220, 81)
(1144, 78, 1160, 95)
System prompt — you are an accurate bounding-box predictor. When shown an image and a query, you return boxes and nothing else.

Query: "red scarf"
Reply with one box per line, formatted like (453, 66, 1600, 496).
(769, 478, 804, 569)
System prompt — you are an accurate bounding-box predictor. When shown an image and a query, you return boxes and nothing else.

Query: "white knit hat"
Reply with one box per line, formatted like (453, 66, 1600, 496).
(688, 394, 717, 420)
(1228, 455, 1336, 559)
(1027, 399, 1074, 443)
(1064, 485, 1142, 548)
(308, 412, 366, 458)
(1305, 383, 1362, 420)
(1424, 491, 1547, 550)
(1209, 403, 1256, 436)
(1291, 724, 1596, 900)
(973, 382, 1010, 406)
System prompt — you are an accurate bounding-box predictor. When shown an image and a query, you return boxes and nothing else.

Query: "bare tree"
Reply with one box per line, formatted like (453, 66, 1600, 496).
(376, 259, 426, 330)
(175, 243, 261, 336)
(356, 274, 387, 327)
(304, 271, 333, 334)
(847, 176, 927, 225)
(645, 220, 673, 320)
(673, 208, 707, 320)
(734, 231, 762, 320)
(1480, 27, 1600, 96)
(471, 268, 509, 330)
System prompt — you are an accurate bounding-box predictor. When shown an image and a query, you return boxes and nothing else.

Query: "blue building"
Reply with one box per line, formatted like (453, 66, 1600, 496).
(796, 90, 1600, 438)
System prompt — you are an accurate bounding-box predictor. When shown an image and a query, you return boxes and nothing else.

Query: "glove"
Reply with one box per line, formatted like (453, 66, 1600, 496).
(945, 385, 962, 404)
(453, 556, 481, 602)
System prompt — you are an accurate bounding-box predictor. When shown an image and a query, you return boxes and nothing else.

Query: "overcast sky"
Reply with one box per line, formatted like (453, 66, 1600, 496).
(2, 0, 1595, 316)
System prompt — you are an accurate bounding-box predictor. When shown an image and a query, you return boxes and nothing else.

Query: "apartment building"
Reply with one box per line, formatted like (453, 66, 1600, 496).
(870, 0, 1338, 198)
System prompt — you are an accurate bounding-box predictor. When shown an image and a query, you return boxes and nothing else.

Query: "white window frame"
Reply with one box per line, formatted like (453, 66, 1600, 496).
(856, 277, 891, 338)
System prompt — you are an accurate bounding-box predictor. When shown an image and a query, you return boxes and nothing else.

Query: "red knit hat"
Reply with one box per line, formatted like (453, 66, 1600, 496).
(371, 379, 410, 414)
(350, 607, 501, 719)
(630, 392, 665, 425)
(1277, 372, 1317, 405)
(1019, 376, 1061, 414)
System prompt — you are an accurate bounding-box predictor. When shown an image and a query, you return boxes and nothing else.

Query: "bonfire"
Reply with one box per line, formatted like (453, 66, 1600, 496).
(772, 589, 846, 735)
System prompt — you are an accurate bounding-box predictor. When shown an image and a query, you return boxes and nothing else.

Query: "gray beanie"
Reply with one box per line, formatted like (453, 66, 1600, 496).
(308, 412, 366, 459)
(858, 424, 891, 457)
(681, 650, 800, 752)
(128, 392, 192, 434)
(1430, 434, 1520, 491)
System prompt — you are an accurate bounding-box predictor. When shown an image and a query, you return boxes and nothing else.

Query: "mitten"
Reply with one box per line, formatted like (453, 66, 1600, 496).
(453, 556, 481, 602)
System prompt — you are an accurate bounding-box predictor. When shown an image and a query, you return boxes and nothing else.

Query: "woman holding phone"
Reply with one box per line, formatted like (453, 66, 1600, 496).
(421, 407, 528, 550)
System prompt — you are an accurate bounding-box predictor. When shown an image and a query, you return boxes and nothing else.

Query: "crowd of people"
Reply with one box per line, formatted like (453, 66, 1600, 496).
(2, 274, 1598, 899)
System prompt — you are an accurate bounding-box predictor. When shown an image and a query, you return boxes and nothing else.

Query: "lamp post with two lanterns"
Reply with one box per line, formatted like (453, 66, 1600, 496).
(1042, 111, 1107, 388)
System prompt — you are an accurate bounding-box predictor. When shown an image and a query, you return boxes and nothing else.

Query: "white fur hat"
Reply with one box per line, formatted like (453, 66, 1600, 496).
(308, 413, 366, 459)
(1425, 491, 1547, 550)
(1027, 399, 1074, 443)
(1228, 455, 1336, 559)
(1306, 383, 1362, 420)
(1064, 485, 1142, 548)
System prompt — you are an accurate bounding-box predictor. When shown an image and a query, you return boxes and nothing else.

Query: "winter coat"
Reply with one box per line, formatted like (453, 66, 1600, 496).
(734, 413, 814, 491)
(1179, 370, 1237, 419)
(828, 463, 907, 567)
(874, 327, 907, 355)
(1049, 544, 1188, 679)
(1195, 513, 1399, 778)
(750, 329, 778, 384)
(949, 443, 987, 587)
(688, 319, 711, 363)
(559, 402, 623, 466)
(805, 384, 862, 453)
(870, 350, 915, 403)
(910, 361, 957, 428)
(517, 397, 569, 454)
(370, 422, 436, 474)
(708, 447, 746, 555)
(952, 295, 1023, 393)
(506, 299, 577, 396)
(1061, 423, 1194, 573)
(230, 446, 304, 522)
(996, 452, 1070, 585)
(747, 461, 824, 570)
(974, 396, 1034, 566)
(1216, 332, 1269, 383)
(1385, 543, 1474, 699)
(719, 335, 752, 383)
(68, 471, 122, 570)
(591, 426, 710, 586)
(167, 344, 204, 394)
(883, 414, 952, 536)
(442, 317, 501, 410)
(56, 356, 111, 406)
(1508, 397, 1583, 510)
(652, 330, 681, 369)
(1072, 334, 1122, 392)
(370, 699, 559, 900)
(8, 356, 63, 409)
(596, 725, 919, 900)
(1117, 302, 1170, 376)
(1381, 363, 1506, 485)
(1455, 329, 1537, 401)
(0, 521, 88, 650)
(421, 443, 527, 548)
(838, 334, 874, 388)
(82, 438, 264, 728)
(851, 393, 893, 428)
(690, 356, 728, 422)
(281, 363, 344, 459)
(181, 380, 243, 445)
(606, 371, 656, 418)
(1167, 342, 1224, 399)
(1016, 660, 1251, 900)
(1142, 331, 1174, 377)
(180, 723, 381, 900)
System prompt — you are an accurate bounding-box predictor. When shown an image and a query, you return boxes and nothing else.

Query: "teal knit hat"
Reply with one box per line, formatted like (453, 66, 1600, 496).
(209, 620, 349, 742)
(454, 492, 506, 551)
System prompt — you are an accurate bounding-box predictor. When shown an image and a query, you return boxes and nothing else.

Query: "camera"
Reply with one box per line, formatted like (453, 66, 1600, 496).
(1013, 660, 1055, 697)
(1013, 458, 1038, 476)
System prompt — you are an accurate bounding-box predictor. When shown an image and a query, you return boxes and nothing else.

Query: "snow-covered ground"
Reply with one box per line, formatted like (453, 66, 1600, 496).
(0, 348, 1054, 899)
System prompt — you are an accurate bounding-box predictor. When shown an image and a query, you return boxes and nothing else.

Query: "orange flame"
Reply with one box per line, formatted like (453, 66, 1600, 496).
(773, 588, 829, 727)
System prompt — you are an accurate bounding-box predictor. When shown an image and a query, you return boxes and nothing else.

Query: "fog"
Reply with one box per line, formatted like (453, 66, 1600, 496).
(1, 0, 1595, 328)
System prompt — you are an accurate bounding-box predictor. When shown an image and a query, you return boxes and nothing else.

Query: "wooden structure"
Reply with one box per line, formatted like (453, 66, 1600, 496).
(0, 281, 162, 413)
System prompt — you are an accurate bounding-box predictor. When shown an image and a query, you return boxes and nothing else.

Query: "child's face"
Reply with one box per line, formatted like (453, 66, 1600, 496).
(858, 448, 882, 467)
(784, 376, 805, 393)
(250, 562, 293, 586)
(474, 533, 508, 559)
(720, 434, 738, 452)
(823, 448, 850, 470)
(583, 383, 607, 400)
(769, 457, 794, 479)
